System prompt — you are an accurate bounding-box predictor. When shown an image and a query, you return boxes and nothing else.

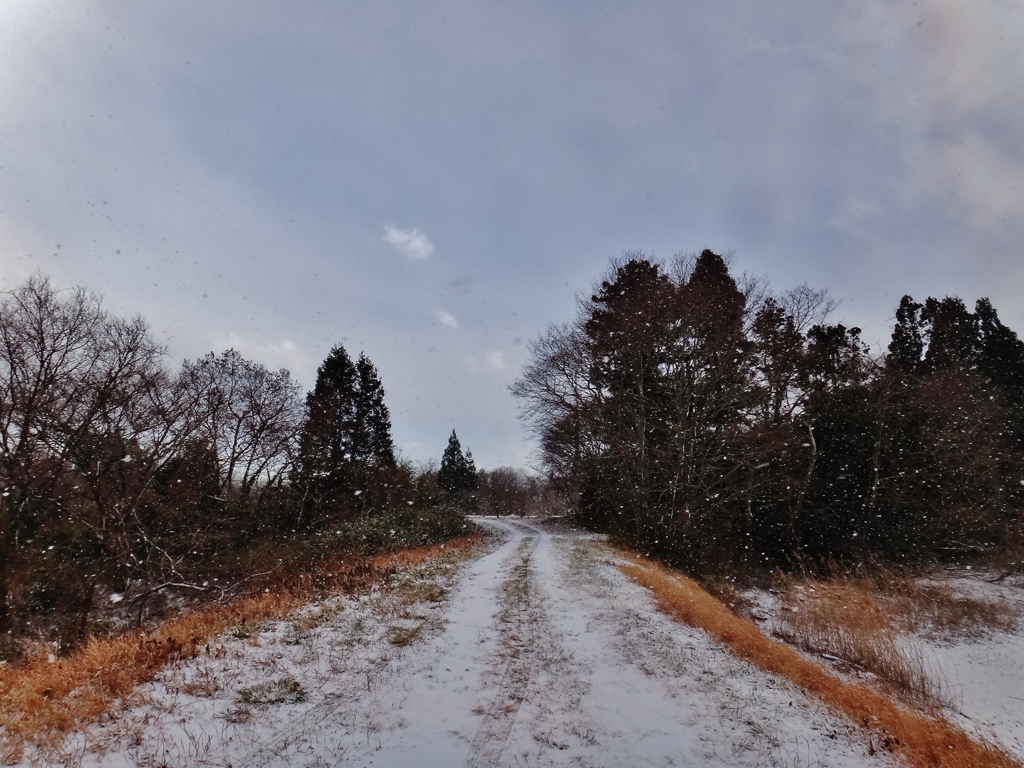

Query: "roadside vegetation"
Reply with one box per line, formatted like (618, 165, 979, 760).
(0, 274, 477, 664)
(0, 533, 480, 760)
(516, 250, 1024, 765)
(514, 249, 1024, 577)
(765, 568, 1021, 709)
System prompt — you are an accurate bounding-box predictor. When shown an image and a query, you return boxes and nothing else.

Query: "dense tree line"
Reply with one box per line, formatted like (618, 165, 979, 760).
(0, 276, 461, 654)
(513, 251, 1024, 575)
(475, 466, 567, 518)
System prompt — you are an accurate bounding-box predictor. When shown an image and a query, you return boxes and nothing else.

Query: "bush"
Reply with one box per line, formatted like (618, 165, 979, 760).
(239, 505, 473, 582)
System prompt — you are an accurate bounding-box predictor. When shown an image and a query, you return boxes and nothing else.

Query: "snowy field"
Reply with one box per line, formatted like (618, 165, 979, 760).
(743, 567, 1024, 763)
(19, 518, 904, 767)
(921, 576, 1024, 760)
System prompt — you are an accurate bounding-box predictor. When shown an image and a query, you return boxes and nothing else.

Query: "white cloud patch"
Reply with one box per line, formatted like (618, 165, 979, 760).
(383, 225, 434, 260)
(214, 334, 307, 376)
(434, 309, 457, 328)
(464, 350, 506, 373)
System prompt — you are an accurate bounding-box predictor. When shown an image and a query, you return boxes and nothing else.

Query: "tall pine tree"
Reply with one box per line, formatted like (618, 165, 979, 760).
(976, 298, 1024, 450)
(293, 345, 395, 525)
(353, 353, 396, 466)
(438, 430, 478, 495)
(887, 295, 925, 373)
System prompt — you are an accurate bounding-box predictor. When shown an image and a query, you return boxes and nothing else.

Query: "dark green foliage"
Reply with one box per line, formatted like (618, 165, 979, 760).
(281, 505, 470, 571)
(976, 298, 1024, 448)
(292, 345, 397, 525)
(921, 296, 977, 372)
(887, 295, 925, 374)
(293, 345, 359, 518)
(354, 354, 396, 466)
(514, 253, 1024, 577)
(437, 430, 478, 495)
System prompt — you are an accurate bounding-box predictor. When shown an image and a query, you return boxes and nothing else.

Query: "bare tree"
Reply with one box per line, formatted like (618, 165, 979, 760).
(510, 321, 603, 485)
(780, 284, 837, 334)
(0, 277, 115, 631)
(0, 276, 194, 637)
(181, 350, 303, 501)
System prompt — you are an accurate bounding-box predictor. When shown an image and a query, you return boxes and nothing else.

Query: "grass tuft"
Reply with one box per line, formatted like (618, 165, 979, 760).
(385, 625, 422, 647)
(870, 576, 1019, 640)
(237, 677, 307, 706)
(405, 581, 448, 603)
(777, 582, 942, 706)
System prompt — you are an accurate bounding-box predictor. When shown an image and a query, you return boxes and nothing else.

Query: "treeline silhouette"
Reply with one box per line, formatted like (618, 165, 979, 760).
(0, 276, 468, 655)
(513, 251, 1024, 576)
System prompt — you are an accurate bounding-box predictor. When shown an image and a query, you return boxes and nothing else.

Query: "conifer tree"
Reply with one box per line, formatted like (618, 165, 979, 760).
(293, 345, 396, 524)
(438, 430, 477, 494)
(464, 450, 479, 491)
(921, 296, 978, 372)
(887, 295, 925, 373)
(353, 353, 396, 466)
(975, 298, 1024, 455)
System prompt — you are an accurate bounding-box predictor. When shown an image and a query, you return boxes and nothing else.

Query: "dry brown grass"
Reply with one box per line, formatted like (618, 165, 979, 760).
(778, 582, 940, 706)
(385, 625, 422, 647)
(616, 550, 1021, 768)
(0, 535, 480, 759)
(868, 576, 1019, 639)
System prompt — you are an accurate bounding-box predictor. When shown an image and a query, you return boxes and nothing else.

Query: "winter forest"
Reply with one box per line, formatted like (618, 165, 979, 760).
(513, 250, 1024, 575)
(4, 252, 1024, 768)
(7, 4, 1024, 765)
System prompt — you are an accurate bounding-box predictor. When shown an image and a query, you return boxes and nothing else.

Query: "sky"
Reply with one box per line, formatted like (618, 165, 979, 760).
(1, 2, 1023, 469)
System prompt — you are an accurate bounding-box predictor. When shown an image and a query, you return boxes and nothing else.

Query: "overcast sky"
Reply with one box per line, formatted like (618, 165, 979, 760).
(2, 2, 1022, 469)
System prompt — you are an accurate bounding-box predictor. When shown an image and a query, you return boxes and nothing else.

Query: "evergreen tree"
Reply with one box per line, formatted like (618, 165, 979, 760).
(293, 345, 396, 524)
(975, 298, 1024, 450)
(582, 257, 676, 535)
(887, 295, 925, 374)
(976, 299, 1024, 407)
(464, 450, 479, 491)
(353, 353, 396, 466)
(921, 296, 978, 372)
(438, 430, 477, 494)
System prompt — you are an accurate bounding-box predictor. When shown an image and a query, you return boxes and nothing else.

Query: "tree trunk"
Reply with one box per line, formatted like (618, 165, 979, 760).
(790, 420, 817, 556)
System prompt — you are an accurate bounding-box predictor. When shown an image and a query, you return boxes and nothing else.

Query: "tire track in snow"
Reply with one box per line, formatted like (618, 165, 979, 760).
(483, 518, 891, 768)
(465, 531, 541, 768)
(355, 517, 529, 768)
(38, 518, 894, 768)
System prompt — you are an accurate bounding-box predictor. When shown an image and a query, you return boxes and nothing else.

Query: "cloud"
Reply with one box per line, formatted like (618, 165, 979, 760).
(486, 350, 506, 370)
(213, 334, 307, 376)
(383, 225, 434, 260)
(434, 309, 457, 328)
(464, 350, 506, 373)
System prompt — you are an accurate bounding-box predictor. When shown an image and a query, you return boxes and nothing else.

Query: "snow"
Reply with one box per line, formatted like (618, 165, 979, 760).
(918, 575, 1024, 761)
(22, 518, 893, 767)
(742, 570, 1024, 763)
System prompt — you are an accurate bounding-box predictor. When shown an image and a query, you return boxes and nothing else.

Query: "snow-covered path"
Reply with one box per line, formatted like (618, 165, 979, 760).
(38, 518, 892, 768)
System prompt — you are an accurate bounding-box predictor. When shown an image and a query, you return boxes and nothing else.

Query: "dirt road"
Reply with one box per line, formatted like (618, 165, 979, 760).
(44, 518, 889, 768)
